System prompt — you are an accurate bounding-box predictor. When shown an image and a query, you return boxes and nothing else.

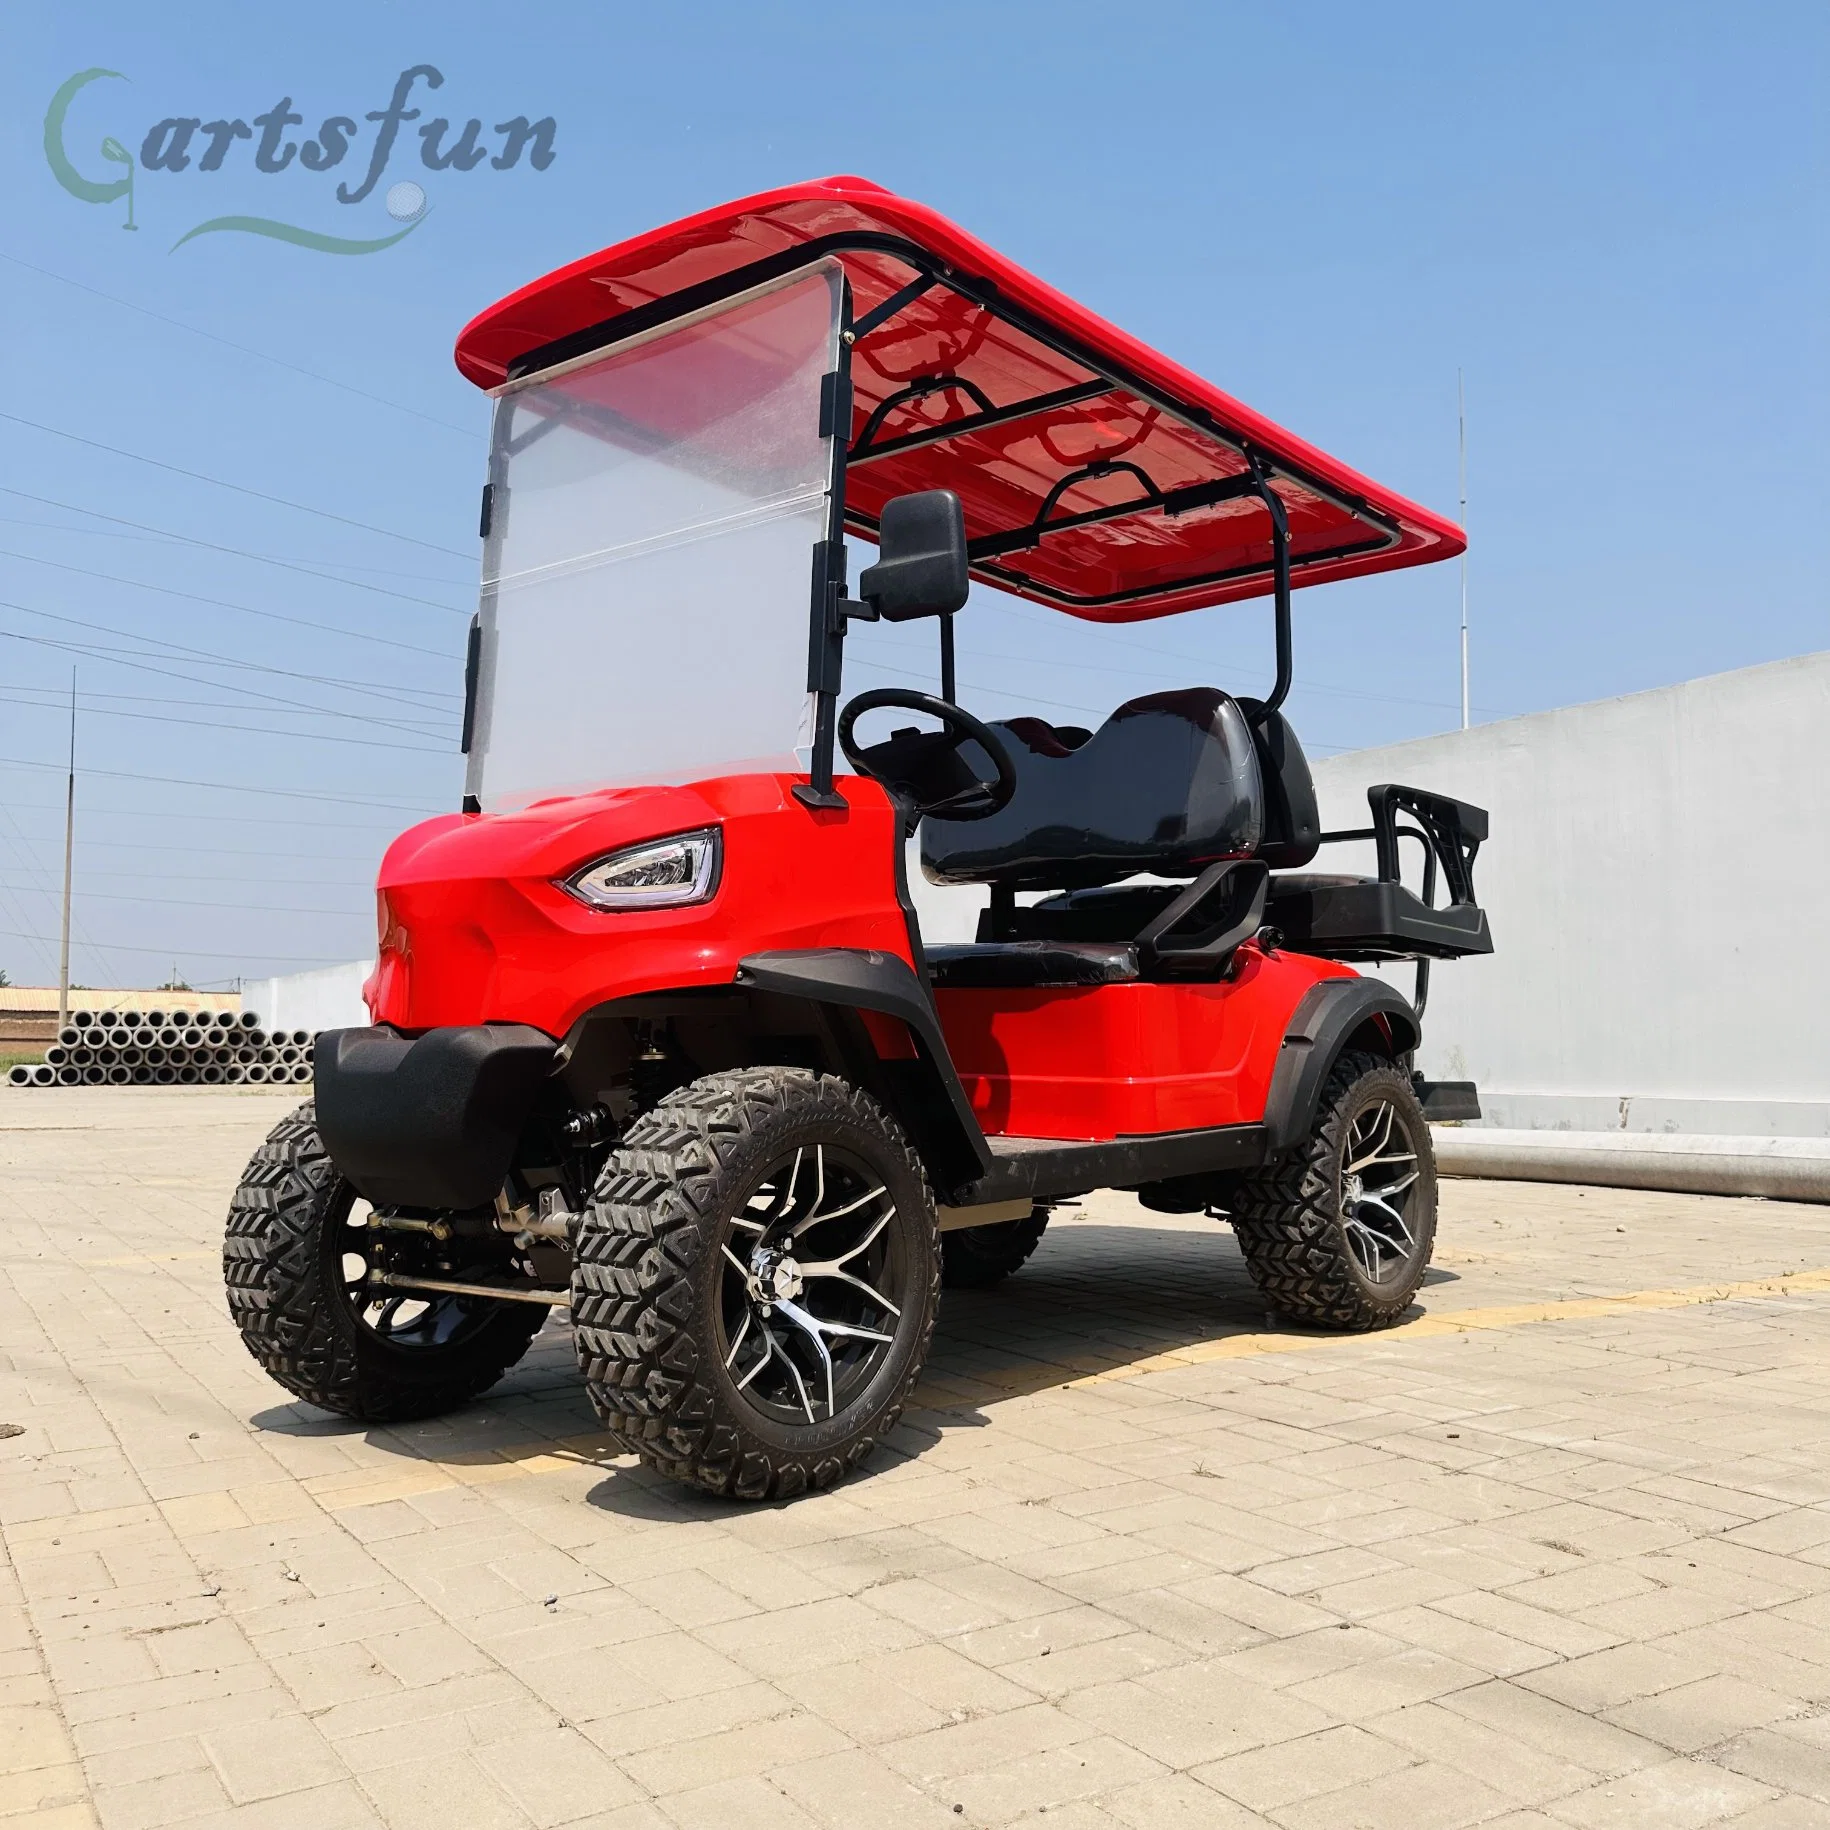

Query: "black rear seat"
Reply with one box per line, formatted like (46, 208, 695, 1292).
(918, 689, 1489, 977)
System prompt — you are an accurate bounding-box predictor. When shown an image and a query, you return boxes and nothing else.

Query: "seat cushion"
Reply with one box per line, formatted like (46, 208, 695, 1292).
(926, 941, 1140, 989)
(1265, 874, 1494, 961)
(922, 687, 1265, 890)
(1005, 883, 1180, 943)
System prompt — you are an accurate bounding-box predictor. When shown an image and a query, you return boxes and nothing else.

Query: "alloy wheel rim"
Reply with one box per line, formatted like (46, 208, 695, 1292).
(1339, 1099, 1423, 1284)
(714, 1143, 907, 1427)
(337, 1194, 495, 1351)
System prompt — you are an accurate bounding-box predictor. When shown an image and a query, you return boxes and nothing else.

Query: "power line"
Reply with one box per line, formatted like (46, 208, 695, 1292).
(3, 549, 461, 656)
(2, 489, 470, 611)
(0, 752, 433, 811)
(0, 682, 446, 729)
(0, 615, 455, 726)
(0, 629, 449, 741)
(0, 693, 448, 755)
(0, 795, 412, 831)
(967, 595, 1489, 719)
(0, 827, 64, 981)
(2, 830, 389, 861)
(0, 603, 454, 705)
(0, 417, 471, 559)
(19, 864, 376, 888)
(0, 250, 475, 438)
(0, 925, 356, 965)
(0, 508, 470, 586)
(0, 793, 106, 980)
(7, 885, 366, 918)
(852, 654, 1110, 721)
(871, 621, 1474, 719)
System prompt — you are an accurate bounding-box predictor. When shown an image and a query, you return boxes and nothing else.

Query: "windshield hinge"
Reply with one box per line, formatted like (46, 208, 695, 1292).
(460, 614, 481, 754)
(819, 370, 852, 441)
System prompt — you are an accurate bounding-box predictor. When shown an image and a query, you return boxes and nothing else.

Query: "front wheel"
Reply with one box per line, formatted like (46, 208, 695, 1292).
(571, 1067, 940, 1501)
(222, 1102, 546, 1420)
(1226, 1052, 1437, 1330)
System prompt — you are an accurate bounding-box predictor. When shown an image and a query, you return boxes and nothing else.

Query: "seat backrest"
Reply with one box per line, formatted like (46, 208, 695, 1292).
(1235, 698, 1320, 870)
(922, 688, 1265, 889)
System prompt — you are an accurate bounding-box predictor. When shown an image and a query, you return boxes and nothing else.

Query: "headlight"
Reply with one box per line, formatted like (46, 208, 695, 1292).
(561, 828, 721, 911)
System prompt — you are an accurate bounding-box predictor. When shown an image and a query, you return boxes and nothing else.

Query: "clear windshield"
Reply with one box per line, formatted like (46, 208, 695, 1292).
(464, 262, 842, 810)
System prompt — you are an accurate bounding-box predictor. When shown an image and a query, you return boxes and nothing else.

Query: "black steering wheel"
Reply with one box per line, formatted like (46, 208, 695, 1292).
(838, 689, 1018, 822)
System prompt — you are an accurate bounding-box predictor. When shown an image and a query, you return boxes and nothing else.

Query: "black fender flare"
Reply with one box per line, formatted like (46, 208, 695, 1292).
(735, 947, 993, 1193)
(1261, 976, 1421, 1156)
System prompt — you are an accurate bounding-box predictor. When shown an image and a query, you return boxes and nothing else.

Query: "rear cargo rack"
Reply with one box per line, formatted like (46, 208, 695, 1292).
(1266, 784, 1491, 1013)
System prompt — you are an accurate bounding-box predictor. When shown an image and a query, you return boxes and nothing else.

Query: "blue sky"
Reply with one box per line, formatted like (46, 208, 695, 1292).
(2, 2, 1824, 988)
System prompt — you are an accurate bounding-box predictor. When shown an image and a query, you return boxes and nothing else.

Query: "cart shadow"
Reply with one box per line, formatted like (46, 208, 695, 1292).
(574, 1220, 1459, 1518)
(911, 1220, 1458, 1414)
(246, 1218, 1457, 1519)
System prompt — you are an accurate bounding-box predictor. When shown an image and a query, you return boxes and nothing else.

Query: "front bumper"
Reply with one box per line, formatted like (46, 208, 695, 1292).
(314, 1024, 558, 1211)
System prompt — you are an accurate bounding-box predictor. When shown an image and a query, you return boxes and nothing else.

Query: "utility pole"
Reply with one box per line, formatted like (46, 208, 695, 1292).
(57, 670, 76, 1031)
(1458, 369, 1470, 731)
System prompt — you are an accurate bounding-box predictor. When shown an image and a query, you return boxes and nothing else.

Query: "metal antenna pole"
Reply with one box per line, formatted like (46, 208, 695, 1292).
(1458, 369, 1469, 731)
(57, 669, 76, 1031)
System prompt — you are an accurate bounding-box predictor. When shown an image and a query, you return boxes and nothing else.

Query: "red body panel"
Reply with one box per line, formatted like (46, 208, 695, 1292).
(365, 775, 911, 1037)
(364, 771, 1362, 1144)
(937, 947, 1353, 1141)
(453, 178, 1464, 623)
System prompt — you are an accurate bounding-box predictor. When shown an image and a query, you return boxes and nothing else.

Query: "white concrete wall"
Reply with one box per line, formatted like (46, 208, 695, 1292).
(244, 960, 372, 1033)
(1311, 650, 1830, 1136)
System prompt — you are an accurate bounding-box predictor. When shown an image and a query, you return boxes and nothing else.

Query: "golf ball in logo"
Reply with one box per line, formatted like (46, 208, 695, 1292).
(385, 181, 427, 223)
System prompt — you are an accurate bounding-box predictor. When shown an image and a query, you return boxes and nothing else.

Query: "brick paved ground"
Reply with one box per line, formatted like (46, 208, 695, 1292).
(3, 1088, 1828, 1830)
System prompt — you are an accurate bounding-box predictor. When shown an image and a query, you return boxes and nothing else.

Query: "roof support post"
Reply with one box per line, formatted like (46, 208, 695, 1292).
(1246, 458, 1293, 718)
(795, 290, 856, 812)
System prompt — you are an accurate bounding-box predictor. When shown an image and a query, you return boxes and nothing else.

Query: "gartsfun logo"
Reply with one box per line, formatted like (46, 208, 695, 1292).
(45, 65, 556, 254)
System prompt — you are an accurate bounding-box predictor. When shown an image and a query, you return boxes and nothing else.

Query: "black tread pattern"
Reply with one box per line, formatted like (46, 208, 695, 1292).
(941, 1207, 1049, 1288)
(1226, 1051, 1437, 1331)
(570, 1067, 939, 1501)
(223, 1100, 542, 1420)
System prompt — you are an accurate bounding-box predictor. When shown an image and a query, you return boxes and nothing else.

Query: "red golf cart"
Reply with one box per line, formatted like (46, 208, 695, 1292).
(225, 178, 1491, 1500)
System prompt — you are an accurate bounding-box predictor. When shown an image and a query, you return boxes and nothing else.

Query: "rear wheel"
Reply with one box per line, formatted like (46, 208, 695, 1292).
(223, 1103, 546, 1420)
(571, 1067, 939, 1500)
(1226, 1052, 1436, 1329)
(942, 1207, 1049, 1288)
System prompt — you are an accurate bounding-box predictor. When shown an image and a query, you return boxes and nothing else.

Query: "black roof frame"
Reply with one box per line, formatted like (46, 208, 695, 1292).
(502, 229, 1403, 613)
(486, 235, 1401, 807)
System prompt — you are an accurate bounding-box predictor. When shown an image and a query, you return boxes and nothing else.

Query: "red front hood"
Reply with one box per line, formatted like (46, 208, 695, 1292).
(364, 773, 911, 1036)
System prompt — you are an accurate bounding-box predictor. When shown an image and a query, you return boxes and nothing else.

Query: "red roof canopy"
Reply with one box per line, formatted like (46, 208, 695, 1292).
(456, 177, 1464, 623)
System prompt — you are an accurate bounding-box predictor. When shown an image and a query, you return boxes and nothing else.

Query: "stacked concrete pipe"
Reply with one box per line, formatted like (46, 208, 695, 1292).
(8, 1008, 317, 1088)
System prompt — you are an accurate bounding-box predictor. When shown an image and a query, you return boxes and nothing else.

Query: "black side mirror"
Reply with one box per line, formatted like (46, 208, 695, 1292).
(858, 489, 969, 622)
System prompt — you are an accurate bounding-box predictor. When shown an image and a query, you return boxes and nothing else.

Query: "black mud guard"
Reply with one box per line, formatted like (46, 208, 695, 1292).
(313, 1024, 558, 1211)
(735, 948, 993, 1194)
(1261, 977, 1422, 1156)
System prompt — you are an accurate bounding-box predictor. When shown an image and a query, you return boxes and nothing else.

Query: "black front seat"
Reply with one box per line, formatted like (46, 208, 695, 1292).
(921, 688, 1268, 989)
(922, 688, 1265, 890)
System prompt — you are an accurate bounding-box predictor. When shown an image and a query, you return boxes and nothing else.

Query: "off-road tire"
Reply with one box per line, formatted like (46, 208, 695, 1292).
(571, 1067, 940, 1501)
(223, 1102, 545, 1420)
(942, 1207, 1049, 1288)
(1226, 1051, 1436, 1330)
